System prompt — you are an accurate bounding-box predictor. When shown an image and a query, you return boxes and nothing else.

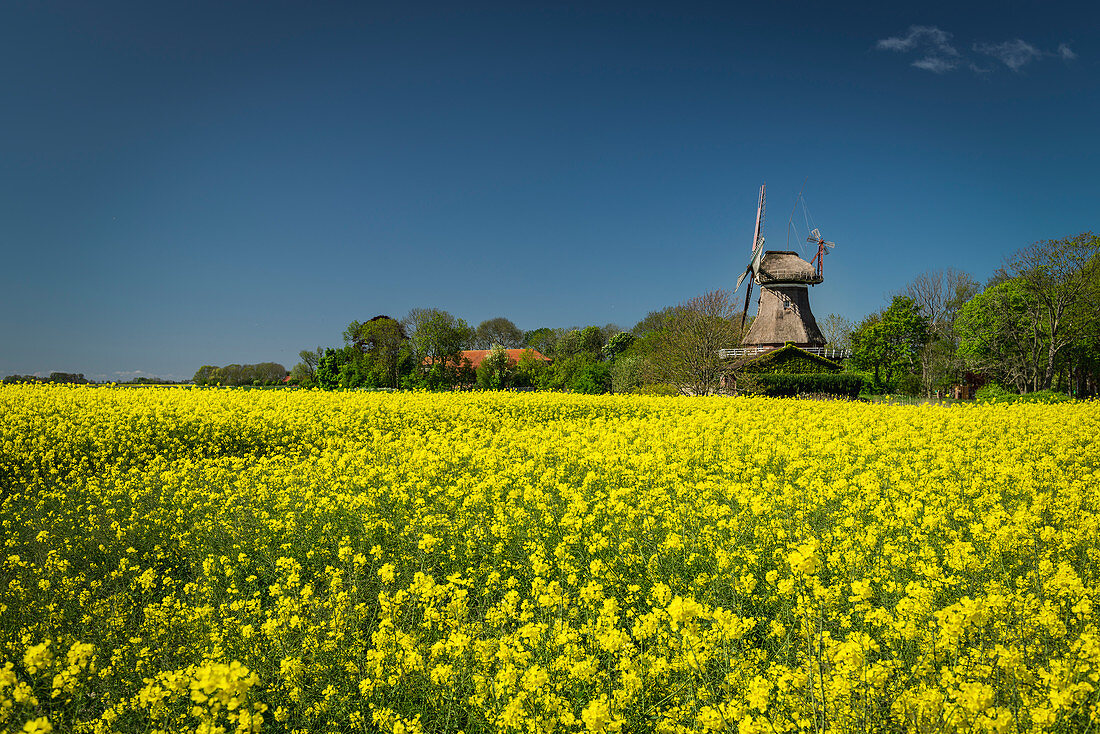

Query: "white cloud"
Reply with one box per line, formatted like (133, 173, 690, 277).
(877, 25, 957, 55)
(877, 26, 960, 74)
(974, 39, 1042, 70)
(912, 56, 957, 73)
(877, 27, 1076, 75)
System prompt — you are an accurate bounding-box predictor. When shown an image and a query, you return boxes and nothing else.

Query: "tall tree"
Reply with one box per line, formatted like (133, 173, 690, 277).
(314, 349, 343, 390)
(956, 279, 1046, 393)
(650, 289, 741, 396)
(632, 307, 675, 337)
(819, 313, 855, 351)
(403, 307, 473, 366)
(903, 268, 980, 332)
(296, 348, 324, 380)
(475, 345, 514, 390)
(850, 296, 930, 390)
(522, 327, 560, 357)
(473, 317, 524, 349)
(1008, 232, 1100, 389)
(902, 269, 980, 396)
(343, 316, 411, 388)
(602, 331, 636, 362)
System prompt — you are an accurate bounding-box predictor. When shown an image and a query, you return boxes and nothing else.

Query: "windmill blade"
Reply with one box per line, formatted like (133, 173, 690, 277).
(740, 279, 753, 332)
(752, 184, 766, 252)
(736, 237, 765, 293)
(809, 228, 821, 240)
(736, 267, 750, 292)
(751, 238, 764, 271)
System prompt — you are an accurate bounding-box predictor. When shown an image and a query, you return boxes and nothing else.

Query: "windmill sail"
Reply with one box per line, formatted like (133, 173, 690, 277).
(736, 238, 764, 291)
(735, 184, 767, 293)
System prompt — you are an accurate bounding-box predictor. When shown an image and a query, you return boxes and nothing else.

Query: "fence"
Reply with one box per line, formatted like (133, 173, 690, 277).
(718, 346, 851, 360)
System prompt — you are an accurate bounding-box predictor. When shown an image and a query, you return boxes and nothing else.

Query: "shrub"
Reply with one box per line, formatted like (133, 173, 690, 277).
(475, 347, 514, 390)
(975, 383, 1014, 402)
(571, 362, 611, 394)
(610, 356, 646, 394)
(976, 384, 1073, 404)
(752, 373, 864, 398)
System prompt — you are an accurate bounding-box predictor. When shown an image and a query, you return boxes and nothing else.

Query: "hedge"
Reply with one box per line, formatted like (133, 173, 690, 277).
(752, 373, 864, 398)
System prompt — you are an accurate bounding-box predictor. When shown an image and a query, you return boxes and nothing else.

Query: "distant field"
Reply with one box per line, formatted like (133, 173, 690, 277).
(2, 385, 1099, 733)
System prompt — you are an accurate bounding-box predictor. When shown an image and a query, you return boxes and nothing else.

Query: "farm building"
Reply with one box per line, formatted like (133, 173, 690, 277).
(424, 348, 550, 370)
(457, 348, 549, 370)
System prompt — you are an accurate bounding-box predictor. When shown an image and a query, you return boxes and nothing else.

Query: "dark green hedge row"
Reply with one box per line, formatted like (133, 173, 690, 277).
(742, 349, 842, 375)
(752, 373, 864, 398)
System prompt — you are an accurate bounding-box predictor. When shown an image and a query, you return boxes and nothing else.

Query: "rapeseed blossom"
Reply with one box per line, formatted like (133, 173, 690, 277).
(1, 384, 1099, 732)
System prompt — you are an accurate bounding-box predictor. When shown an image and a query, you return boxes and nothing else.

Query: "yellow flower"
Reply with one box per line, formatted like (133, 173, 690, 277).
(787, 539, 820, 575)
(23, 641, 53, 675)
(667, 595, 703, 624)
(582, 696, 621, 732)
(22, 717, 52, 734)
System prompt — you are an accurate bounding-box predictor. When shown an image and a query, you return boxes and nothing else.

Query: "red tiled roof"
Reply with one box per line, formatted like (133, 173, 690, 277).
(425, 348, 549, 369)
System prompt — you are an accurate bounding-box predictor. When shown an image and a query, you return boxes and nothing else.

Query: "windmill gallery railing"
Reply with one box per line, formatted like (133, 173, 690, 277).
(755, 268, 823, 284)
(718, 346, 851, 360)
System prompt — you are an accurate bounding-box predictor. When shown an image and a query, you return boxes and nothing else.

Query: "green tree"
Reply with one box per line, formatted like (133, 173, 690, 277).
(475, 345, 514, 390)
(522, 327, 559, 357)
(554, 329, 584, 359)
(902, 269, 981, 396)
(580, 325, 606, 355)
(956, 279, 1046, 393)
(955, 234, 1100, 393)
(314, 349, 343, 390)
(473, 317, 524, 349)
(289, 348, 324, 386)
(1009, 232, 1100, 389)
(648, 289, 741, 396)
(609, 355, 646, 393)
(850, 296, 930, 392)
(632, 307, 675, 337)
(602, 331, 636, 362)
(403, 308, 473, 367)
(193, 365, 218, 386)
(512, 349, 549, 388)
(288, 362, 314, 386)
(550, 325, 608, 361)
(819, 313, 855, 352)
(343, 316, 412, 388)
(252, 362, 288, 384)
(571, 361, 611, 394)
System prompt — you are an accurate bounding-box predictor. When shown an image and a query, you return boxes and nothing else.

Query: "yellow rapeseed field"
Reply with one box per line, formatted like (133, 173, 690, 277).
(2, 384, 1099, 734)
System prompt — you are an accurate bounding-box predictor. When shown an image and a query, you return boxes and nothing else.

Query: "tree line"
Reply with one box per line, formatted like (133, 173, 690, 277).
(841, 232, 1099, 397)
(2, 372, 94, 385)
(0, 373, 191, 385)
(289, 294, 750, 396)
(192, 362, 289, 386)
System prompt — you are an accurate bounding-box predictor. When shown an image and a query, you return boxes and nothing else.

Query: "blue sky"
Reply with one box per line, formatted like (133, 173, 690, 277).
(2, 1, 1097, 381)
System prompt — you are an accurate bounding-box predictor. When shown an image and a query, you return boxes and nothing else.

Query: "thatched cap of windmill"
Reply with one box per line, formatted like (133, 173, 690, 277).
(755, 251, 823, 285)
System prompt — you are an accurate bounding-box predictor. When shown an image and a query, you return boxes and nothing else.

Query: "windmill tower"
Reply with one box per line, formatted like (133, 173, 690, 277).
(735, 184, 831, 350)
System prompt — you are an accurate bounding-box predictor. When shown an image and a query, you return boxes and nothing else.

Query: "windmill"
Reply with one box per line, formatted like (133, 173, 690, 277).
(807, 228, 835, 278)
(736, 184, 767, 332)
(734, 184, 828, 350)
